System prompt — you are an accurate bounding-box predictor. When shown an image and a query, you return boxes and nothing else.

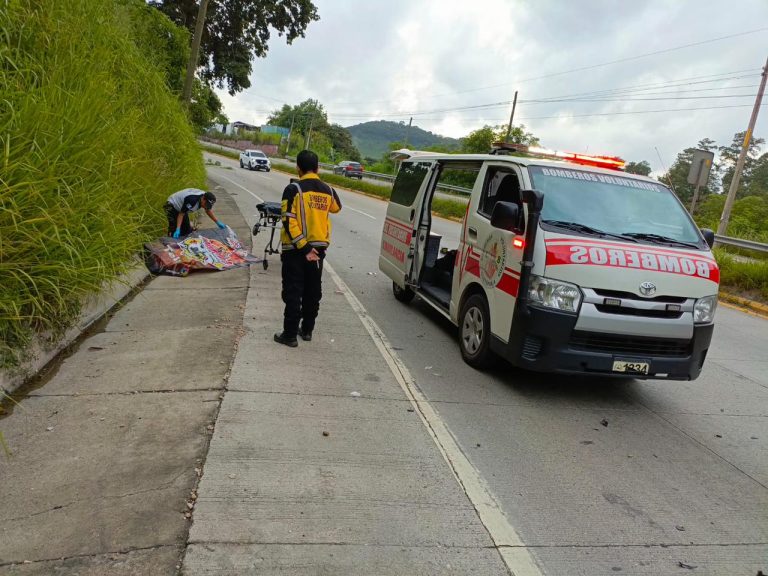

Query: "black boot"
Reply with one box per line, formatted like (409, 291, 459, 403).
(299, 323, 312, 342)
(274, 332, 298, 348)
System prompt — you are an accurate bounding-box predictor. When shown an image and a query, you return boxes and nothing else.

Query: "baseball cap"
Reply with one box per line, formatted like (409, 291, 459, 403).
(203, 191, 217, 207)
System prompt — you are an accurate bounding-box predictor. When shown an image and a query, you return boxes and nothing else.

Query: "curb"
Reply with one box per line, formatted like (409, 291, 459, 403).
(1, 263, 150, 396)
(718, 291, 768, 319)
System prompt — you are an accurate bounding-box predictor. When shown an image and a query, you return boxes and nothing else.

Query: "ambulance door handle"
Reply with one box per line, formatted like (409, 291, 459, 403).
(410, 209, 415, 220)
(468, 227, 477, 240)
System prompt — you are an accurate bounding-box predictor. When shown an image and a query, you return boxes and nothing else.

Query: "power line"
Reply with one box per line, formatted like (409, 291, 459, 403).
(525, 93, 759, 104)
(326, 102, 768, 123)
(515, 102, 768, 121)
(520, 71, 760, 103)
(326, 78, 761, 119)
(328, 28, 768, 106)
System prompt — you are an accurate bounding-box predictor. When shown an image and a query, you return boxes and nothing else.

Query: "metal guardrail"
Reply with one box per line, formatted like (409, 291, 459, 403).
(715, 235, 768, 253)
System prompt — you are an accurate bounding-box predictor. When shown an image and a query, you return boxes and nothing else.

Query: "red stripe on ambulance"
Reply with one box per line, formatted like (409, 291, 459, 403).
(497, 272, 520, 296)
(546, 242, 719, 283)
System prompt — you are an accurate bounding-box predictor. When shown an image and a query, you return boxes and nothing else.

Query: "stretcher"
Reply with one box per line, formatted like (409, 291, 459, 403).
(253, 202, 282, 269)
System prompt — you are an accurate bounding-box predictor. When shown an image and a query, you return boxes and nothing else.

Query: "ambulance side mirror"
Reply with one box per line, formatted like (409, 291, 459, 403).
(700, 228, 715, 248)
(490, 201, 524, 234)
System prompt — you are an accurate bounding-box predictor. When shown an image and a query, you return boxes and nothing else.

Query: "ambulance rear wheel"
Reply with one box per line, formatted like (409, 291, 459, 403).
(460, 294, 493, 368)
(393, 282, 415, 303)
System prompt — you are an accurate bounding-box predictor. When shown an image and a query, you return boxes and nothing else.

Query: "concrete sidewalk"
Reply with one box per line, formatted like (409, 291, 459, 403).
(182, 245, 509, 571)
(0, 182, 250, 574)
(1, 178, 511, 575)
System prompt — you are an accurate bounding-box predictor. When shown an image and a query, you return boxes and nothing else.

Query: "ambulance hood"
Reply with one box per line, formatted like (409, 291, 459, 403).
(539, 231, 719, 299)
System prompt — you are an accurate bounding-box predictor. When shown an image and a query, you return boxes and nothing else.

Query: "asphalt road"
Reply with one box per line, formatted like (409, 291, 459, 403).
(204, 153, 768, 575)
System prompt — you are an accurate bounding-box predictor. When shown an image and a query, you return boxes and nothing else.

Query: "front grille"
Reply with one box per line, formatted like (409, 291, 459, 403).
(594, 305, 683, 319)
(521, 336, 543, 360)
(593, 289, 686, 303)
(569, 331, 691, 357)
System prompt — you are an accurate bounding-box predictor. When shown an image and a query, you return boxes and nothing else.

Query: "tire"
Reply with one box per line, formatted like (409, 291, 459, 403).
(393, 282, 415, 304)
(459, 293, 494, 368)
(240, 160, 244, 168)
(266, 168, 271, 172)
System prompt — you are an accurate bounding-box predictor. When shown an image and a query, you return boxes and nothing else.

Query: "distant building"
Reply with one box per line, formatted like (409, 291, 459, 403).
(261, 125, 290, 137)
(209, 121, 259, 135)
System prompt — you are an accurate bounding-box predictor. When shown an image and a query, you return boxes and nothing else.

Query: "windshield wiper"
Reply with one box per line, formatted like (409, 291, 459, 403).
(620, 232, 700, 249)
(543, 220, 638, 242)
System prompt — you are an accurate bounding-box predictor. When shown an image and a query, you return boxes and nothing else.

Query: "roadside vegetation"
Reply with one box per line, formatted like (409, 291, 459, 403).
(714, 249, 768, 301)
(0, 0, 204, 368)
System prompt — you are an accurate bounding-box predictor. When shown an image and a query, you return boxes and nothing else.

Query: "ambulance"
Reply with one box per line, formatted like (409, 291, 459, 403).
(378, 143, 719, 380)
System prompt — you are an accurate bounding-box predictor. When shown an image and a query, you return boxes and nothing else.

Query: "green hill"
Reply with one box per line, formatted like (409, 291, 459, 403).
(346, 120, 461, 160)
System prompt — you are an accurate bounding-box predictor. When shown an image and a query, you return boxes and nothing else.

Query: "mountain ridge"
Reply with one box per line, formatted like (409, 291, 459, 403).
(346, 120, 461, 160)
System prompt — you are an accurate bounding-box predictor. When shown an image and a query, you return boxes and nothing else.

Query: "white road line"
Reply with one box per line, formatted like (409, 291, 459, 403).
(211, 172, 264, 203)
(324, 261, 544, 576)
(346, 206, 377, 220)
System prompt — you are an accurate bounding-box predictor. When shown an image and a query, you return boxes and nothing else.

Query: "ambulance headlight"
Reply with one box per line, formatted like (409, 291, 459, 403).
(693, 295, 717, 324)
(528, 276, 582, 313)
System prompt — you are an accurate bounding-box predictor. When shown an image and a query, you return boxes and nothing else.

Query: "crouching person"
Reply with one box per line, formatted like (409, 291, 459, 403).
(164, 188, 226, 239)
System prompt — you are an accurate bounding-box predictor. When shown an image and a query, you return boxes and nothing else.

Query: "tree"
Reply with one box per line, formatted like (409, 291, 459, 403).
(118, 0, 190, 93)
(719, 131, 766, 199)
(625, 160, 652, 176)
(659, 138, 720, 205)
(267, 99, 361, 162)
(747, 152, 768, 197)
(268, 99, 328, 140)
(461, 124, 538, 154)
(150, 0, 319, 94)
(187, 79, 225, 131)
(325, 124, 361, 162)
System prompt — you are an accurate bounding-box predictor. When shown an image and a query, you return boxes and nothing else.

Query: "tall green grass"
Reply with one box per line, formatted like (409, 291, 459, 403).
(0, 0, 204, 367)
(714, 248, 768, 301)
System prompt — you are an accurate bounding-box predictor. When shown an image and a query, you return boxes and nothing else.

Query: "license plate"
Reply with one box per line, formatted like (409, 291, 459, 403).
(612, 360, 650, 375)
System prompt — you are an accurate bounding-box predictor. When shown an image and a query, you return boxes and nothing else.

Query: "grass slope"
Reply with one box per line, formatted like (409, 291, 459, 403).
(0, 0, 204, 367)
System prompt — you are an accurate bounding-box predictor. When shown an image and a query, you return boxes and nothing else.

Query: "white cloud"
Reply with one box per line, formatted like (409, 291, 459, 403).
(216, 0, 768, 171)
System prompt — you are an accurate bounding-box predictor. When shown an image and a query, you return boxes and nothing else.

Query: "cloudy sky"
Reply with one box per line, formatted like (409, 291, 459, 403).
(217, 0, 768, 171)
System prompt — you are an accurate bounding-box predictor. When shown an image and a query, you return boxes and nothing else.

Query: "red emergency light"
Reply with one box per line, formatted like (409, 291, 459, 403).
(491, 142, 626, 171)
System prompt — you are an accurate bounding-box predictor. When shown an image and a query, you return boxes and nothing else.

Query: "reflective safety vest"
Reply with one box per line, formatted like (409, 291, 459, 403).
(281, 174, 342, 253)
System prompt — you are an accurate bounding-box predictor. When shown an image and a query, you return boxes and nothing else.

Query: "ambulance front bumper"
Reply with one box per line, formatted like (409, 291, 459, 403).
(500, 305, 714, 380)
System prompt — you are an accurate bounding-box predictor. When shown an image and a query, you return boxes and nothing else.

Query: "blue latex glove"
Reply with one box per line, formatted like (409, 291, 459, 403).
(172, 228, 181, 239)
(216, 221, 226, 229)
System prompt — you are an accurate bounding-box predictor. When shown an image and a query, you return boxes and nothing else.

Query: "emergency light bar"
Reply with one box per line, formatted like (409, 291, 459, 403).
(491, 142, 626, 171)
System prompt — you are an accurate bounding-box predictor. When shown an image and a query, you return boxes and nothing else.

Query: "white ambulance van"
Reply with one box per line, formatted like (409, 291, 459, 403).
(379, 144, 719, 380)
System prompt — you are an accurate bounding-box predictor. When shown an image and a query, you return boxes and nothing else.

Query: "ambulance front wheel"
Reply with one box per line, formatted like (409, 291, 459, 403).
(460, 293, 493, 368)
(393, 282, 415, 303)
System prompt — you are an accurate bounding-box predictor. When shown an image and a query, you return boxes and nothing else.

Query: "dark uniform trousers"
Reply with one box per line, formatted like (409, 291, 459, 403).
(164, 203, 192, 236)
(281, 250, 324, 338)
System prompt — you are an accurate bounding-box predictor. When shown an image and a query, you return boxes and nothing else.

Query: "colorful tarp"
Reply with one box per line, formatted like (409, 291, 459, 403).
(143, 227, 260, 277)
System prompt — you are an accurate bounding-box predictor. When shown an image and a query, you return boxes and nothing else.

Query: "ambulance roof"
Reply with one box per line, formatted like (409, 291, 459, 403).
(398, 152, 662, 186)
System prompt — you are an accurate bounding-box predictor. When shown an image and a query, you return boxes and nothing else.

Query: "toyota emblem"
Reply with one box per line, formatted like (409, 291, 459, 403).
(639, 281, 657, 297)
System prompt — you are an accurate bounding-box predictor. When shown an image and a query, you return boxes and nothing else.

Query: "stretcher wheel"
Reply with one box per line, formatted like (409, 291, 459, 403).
(252, 223, 260, 235)
(263, 260, 269, 270)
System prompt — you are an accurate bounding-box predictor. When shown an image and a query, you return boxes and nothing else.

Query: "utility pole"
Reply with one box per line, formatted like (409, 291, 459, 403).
(505, 91, 518, 142)
(286, 113, 295, 156)
(717, 56, 768, 236)
(689, 161, 705, 215)
(305, 113, 315, 150)
(403, 117, 413, 148)
(182, 0, 210, 104)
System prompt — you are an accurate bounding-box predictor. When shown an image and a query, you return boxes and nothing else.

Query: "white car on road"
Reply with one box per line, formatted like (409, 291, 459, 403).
(239, 149, 271, 172)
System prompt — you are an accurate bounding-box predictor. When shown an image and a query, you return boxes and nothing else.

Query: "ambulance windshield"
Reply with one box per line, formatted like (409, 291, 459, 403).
(529, 166, 703, 246)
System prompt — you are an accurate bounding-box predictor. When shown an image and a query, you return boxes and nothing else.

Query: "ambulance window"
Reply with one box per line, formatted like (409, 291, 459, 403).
(391, 162, 430, 206)
(479, 168, 522, 218)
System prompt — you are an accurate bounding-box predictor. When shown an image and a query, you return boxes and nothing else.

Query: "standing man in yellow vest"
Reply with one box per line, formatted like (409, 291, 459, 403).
(274, 150, 342, 347)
